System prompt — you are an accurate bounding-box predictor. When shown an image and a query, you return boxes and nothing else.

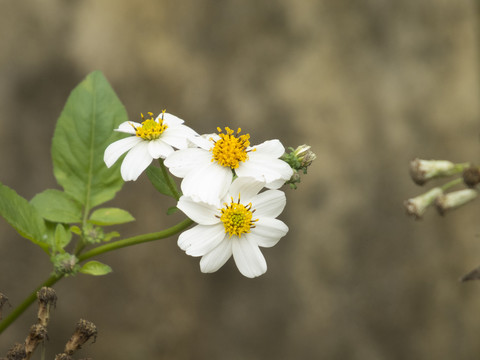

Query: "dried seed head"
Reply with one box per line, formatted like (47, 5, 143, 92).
(463, 166, 480, 187)
(37, 287, 57, 327)
(64, 319, 97, 355)
(24, 324, 48, 356)
(5, 343, 26, 360)
(54, 354, 74, 360)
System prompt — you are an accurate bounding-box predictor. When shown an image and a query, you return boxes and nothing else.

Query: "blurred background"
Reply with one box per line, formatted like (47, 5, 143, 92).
(1, 0, 480, 359)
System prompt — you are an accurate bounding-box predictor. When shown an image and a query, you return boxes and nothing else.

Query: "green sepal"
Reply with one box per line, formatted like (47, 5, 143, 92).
(80, 260, 113, 276)
(0, 182, 48, 252)
(89, 207, 135, 226)
(51, 71, 128, 210)
(146, 164, 178, 198)
(31, 189, 83, 223)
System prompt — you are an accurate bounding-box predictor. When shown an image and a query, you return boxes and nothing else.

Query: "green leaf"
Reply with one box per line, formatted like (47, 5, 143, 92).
(89, 207, 135, 226)
(146, 165, 178, 198)
(54, 223, 72, 253)
(52, 71, 128, 211)
(0, 182, 48, 251)
(166, 206, 178, 215)
(80, 260, 113, 276)
(31, 189, 83, 223)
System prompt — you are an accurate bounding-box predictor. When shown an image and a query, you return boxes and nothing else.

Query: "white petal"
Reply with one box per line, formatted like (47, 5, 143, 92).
(161, 112, 184, 126)
(120, 141, 152, 181)
(237, 156, 293, 185)
(252, 190, 286, 218)
(177, 196, 219, 225)
(161, 124, 198, 149)
(188, 134, 216, 150)
(200, 239, 232, 273)
(116, 121, 140, 134)
(104, 136, 142, 168)
(265, 178, 287, 189)
(250, 139, 285, 158)
(181, 163, 232, 206)
(249, 218, 288, 248)
(232, 235, 267, 278)
(177, 224, 226, 256)
(164, 148, 212, 178)
(227, 177, 265, 203)
(148, 139, 174, 159)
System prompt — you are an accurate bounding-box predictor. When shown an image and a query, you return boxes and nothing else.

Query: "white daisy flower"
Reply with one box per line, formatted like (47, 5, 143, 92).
(177, 177, 289, 278)
(104, 111, 196, 181)
(164, 127, 293, 205)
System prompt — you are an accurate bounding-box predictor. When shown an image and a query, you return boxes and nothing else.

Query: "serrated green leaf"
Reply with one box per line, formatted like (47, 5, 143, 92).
(31, 189, 83, 223)
(54, 223, 72, 253)
(52, 71, 128, 211)
(0, 182, 48, 251)
(89, 207, 135, 226)
(80, 261, 112, 276)
(146, 165, 178, 198)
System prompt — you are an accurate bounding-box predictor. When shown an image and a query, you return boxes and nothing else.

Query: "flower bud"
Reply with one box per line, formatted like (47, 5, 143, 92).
(281, 144, 316, 189)
(404, 187, 443, 220)
(51, 253, 80, 276)
(435, 189, 478, 215)
(409, 158, 463, 185)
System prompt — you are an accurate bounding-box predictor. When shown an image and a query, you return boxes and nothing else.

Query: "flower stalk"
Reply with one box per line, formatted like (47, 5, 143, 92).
(0, 218, 193, 335)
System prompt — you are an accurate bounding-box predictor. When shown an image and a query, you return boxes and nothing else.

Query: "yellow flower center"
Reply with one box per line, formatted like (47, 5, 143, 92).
(132, 111, 168, 140)
(219, 197, 258, 237)
(210, 127, 254, 169)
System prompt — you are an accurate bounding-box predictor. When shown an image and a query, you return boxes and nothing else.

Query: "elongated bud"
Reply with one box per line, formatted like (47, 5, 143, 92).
(404, 187, 443, 220)
(409, 158, 468, 185)
(435, 189, 478, 215)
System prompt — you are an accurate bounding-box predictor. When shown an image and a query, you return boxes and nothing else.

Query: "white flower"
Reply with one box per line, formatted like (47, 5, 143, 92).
(177, 177, 289, 278)
(164, 127, 293, 205)
(104, 111, 196, 181)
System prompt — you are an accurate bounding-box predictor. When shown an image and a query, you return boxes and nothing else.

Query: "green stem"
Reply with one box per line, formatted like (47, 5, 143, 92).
(159, 158, 181, 201)
(440, 178, 463, 192)
(0, 274, 63, 334)
(78, 218, 193, 262)
(0, 218, 193, 335)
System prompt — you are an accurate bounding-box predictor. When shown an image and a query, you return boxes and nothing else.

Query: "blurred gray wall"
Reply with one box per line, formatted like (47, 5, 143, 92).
(1, 1, 480, 359)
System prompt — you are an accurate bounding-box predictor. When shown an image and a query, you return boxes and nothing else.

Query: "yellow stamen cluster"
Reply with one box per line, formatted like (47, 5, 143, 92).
(211, 127, 253, 169)
(132, 111, 168, 140)
(219, 197, 258, 237)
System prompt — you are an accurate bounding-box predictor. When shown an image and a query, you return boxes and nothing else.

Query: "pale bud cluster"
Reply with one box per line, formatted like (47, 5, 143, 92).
(404, 158, 478, 219)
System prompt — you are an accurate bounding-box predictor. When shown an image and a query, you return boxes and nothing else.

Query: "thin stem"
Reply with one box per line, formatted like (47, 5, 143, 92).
(78, 218, 192, 261)
(0, 274, 63, 334)
(0, 218, 193, 335)
(159, 158, 181, 201)
(440, 178, 463, 192)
